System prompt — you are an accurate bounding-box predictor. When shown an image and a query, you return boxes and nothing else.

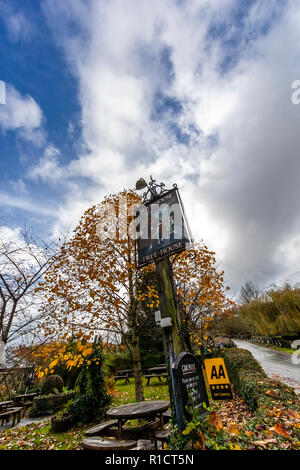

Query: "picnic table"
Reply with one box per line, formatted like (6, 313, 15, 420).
(83, 400, 170, 450)
(12, 393, 38, 416)
(144, 365, 167, 386)
(0, 400, 13, 412)
(114, 369, 134, 384)
(106, 400, 169, 434)
(0, 407, 23, 427)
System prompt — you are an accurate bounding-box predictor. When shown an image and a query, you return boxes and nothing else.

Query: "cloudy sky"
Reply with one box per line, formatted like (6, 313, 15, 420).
(1, 0, 300, 296)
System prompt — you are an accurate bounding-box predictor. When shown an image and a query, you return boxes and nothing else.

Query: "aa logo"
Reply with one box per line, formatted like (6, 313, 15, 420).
(204, 358, 230, 385)
(211, 364, 226, 380)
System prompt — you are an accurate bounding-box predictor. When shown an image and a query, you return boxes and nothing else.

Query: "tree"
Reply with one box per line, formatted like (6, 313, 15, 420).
(38, 191, 232, 401)
(172, 244, 232, 349)
(240, 281, 260, 304)
(38, 190, 155, 402)
(0, 226, 59, 361)
(238, 284, 300, 336)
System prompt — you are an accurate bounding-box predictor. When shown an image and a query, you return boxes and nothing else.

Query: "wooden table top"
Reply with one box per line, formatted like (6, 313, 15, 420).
(0, 400, 13, 408)
(147, 366, 167, 372)
(106, 400, 169, 420)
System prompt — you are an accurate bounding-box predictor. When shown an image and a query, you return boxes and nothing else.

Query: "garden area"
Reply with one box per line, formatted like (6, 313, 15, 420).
(0, 344, 299, 451)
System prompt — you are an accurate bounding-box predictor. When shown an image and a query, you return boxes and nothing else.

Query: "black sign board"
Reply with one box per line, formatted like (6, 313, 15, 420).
(172, 352, 209, 431)
(135, 188, 193, 268)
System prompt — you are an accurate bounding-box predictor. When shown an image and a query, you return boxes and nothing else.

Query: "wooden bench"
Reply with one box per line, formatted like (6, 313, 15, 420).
(0, 407, 23, 427)
(154, 429, 170, 450)
(85, 418, 161, 440)
(114, 375, 130, 384)
(144, 373, 168, 386)
(113, 370, 134, 384)
(82, 437, 137, 450)
(85, 420, 118, 437)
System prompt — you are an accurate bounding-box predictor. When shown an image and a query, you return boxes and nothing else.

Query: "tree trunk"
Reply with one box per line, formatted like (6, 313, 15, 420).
(132, 322, 144, 402)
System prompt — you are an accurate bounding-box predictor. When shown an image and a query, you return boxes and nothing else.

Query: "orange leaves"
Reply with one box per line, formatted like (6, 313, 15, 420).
(228, 424, 240, 436)
(286, 409, 300, 420)
(49, 359, 59, 370)
(208, 412, 223, 431)
(273, 422, 289, 437)
(252, 438, 278, 448)
(82, 347, 93, 357)
(194, 431, 206, 450)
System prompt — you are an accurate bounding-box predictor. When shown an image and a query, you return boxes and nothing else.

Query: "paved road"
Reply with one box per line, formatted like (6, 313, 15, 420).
(234, 339, 300, 394)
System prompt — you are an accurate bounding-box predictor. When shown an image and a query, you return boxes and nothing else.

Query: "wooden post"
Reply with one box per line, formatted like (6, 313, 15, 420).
(156, 256, 185, 417)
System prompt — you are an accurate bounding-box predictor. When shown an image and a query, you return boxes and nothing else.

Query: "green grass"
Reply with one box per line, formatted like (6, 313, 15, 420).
(270, 346, 296, 355)
(113, 377, 170, 406)
(0, 422, 86, 450)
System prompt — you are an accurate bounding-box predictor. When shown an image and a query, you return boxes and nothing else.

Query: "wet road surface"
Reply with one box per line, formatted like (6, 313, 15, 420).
(234, 339, 300, 394)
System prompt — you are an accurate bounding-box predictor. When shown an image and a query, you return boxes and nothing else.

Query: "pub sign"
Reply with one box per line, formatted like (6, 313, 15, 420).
(135, 187, 193, 268)
(172, 352, 209, 431)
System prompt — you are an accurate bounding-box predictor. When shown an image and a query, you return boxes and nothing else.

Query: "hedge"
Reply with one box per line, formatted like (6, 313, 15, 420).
(51, 414, 74, 433)
(221, 348, 298, 412)
(29, 391, 76, 417)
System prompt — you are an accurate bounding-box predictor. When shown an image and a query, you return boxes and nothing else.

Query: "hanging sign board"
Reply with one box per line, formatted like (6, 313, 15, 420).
(135, 188, 193, 268)
(172, 352, 209, 431)
(204, 357, 232, 400)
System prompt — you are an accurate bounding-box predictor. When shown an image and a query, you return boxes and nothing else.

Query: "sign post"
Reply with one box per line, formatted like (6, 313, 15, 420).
(155, 256, 185, 420)
(135, 177, 209, 429)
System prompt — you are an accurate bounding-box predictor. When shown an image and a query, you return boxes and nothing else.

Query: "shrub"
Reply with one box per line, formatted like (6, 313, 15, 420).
(41, 374, 64, 396)
(29, 390, 76, 417)
(51, 414, 73, 433)
(221, 348, 297, 411)
(104, 350, 133, 375)
(51, 338, 111, 432)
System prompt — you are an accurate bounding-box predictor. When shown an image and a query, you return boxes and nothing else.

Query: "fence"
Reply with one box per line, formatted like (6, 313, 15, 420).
(0, 367, 32, 400)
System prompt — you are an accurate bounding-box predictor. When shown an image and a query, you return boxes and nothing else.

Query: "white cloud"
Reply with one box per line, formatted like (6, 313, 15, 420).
(0, 2, 34, 42)
(29, 146, 63, 183)
(38, 0, 300, 291)
(0, 84, 43, 141)
(0, 191, 56, 217)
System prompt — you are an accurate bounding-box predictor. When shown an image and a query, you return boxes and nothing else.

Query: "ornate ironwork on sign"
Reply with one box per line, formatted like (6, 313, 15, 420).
(140, 175, 178, 205)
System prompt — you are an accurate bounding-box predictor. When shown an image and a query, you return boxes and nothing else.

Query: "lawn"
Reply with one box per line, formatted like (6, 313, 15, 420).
(112, 376, 169, 406)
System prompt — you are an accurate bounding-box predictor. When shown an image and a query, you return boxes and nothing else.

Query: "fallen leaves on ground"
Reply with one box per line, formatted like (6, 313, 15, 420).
(209, 388, 300, 450)
(208, 412, 223, 431)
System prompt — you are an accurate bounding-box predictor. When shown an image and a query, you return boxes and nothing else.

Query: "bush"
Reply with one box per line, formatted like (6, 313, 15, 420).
(51, 339, 111, 432)
(41, 375, 64, 395)
(104, 350, 133, 375)
(29, 390, 76, 417)
(221, 348, 297, 411)
(51, 414, 74, 433)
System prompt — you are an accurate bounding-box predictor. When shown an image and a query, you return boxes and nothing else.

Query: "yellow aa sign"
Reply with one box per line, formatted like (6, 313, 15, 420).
(204, 357, 232, 400)
(204, 358, 230, 385)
